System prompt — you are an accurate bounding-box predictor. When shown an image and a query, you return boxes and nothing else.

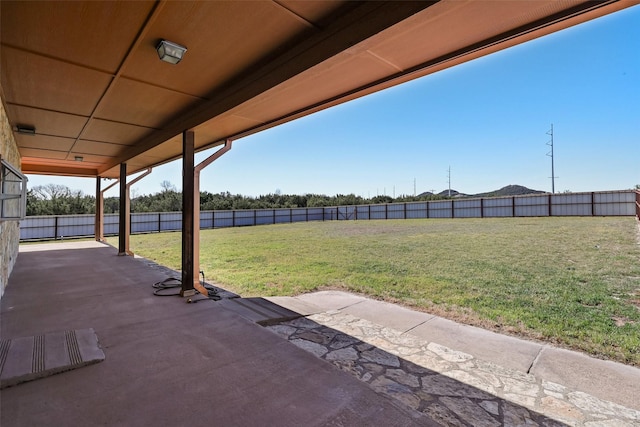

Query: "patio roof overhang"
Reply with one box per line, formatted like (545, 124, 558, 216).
(1, 0, 636, 179)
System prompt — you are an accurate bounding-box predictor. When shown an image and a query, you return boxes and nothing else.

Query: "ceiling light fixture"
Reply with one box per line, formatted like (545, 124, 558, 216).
(74, 156, 84, 162)
(16, 125, 36, 135)
(156, 40, 187, 64)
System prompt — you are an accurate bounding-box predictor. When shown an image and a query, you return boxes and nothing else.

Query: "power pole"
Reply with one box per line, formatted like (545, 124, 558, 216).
(413, 178, 416, 197)
(447, 166, 451, 197)
(546, 124, 557, 193)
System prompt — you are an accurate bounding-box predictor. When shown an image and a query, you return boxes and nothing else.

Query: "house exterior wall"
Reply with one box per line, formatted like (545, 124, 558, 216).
(1, 100, 21, 299)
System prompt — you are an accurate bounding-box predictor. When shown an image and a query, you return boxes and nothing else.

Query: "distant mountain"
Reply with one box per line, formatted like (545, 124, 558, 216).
(437, 189, 467, 197)
(474, 185, 545, 198)
(418, 185, 543, 199)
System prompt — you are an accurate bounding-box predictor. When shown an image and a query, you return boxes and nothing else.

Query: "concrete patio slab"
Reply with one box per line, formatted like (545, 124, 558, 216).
(408, 316, 543, 373)
(265, 295, 326, 316)
(1, 242, 435, 427)
(339, 299, 436, 333)
(295, 290, 367, 311)
(531, 346, 640, 411)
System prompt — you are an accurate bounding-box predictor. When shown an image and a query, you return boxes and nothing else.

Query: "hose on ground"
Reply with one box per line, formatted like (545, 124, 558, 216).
(152, 271, 221, 302)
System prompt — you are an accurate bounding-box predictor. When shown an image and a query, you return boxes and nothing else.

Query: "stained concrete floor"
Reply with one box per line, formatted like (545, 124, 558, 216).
(1, 241, 435, 426)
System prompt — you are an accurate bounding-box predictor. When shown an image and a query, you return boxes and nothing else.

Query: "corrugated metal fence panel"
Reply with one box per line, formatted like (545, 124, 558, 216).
(483, 197, 512, 217)
(551, 193, 592, 216)
(274, 209, 292, 224)
(594, 191, 636, 216)
(307, 208, 324, 221)
(429, 201, 453, 218)
(160, 212, 182, 231)
(291, 208, 307, 223)
(132, 213, 159, 233)
(369, 204, 387, 220)
(406, 202, 428, 219)
(514, 195, 549, 217)
(214, 211, 233, 228)
(234, 210, 255, 226)
(20, 216, 56, 240)
(104, 214, 119, 235)
(355, 205, 370, 219)
(57, 214, 94, 238)
(255, 209, 275, 225)
(454, 199, 481, 218)
(387, 204, 405, 219)
(201, 211, 214, 229)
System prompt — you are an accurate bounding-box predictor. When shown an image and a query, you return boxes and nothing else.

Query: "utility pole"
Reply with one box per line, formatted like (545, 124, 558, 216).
(413, 178, 416, 197)
(447, 166, 451, 197)
(546, 124, 557, 193)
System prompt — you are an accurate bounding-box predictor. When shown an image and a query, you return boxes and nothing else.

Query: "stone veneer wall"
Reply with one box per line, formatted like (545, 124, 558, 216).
(0, 100, 21, 299)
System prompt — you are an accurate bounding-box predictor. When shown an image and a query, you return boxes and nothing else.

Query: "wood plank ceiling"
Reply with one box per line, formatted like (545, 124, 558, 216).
(1, 1, 635, 179)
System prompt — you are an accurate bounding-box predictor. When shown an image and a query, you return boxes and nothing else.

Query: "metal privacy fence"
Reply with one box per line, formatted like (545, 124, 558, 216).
(19, 190, 639, 241)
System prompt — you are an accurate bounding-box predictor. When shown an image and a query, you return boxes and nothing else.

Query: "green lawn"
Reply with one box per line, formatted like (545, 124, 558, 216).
(113, 217, 640, 366)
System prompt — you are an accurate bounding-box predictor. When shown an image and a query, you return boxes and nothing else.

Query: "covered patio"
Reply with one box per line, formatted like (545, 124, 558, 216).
(1, 241, 434, 426)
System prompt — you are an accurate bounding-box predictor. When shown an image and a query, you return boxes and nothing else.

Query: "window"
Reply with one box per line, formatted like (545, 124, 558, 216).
(0, 156, 28, 220)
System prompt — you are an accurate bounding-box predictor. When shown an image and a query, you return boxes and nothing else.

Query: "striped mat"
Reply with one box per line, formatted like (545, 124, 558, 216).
(0, 328, 105, 389)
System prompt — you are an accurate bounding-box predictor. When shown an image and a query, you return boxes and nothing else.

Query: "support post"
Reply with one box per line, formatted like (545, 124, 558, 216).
(97, 179, 120, 242)
(118, 163, 127, 255)
(95, 177, 101, 240)
(191, 139, 232, 296)
(181, 131, 196, 297)
(124, 168, 152, 255)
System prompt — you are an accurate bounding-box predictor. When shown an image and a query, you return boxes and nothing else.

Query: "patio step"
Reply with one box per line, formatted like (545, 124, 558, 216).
(0, 328, 105, 389)
(218, 298, 302, 325)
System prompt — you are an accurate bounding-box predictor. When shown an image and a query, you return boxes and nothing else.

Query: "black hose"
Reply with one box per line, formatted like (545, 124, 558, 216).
(152, 278, 182, 296)
(152, 272, 222, 301)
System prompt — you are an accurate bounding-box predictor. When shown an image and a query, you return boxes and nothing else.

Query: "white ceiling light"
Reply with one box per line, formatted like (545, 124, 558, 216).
(156, 40, 187, 64)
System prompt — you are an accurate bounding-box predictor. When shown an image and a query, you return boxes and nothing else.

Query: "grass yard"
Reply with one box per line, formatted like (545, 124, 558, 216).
(115, 217, 640, 366)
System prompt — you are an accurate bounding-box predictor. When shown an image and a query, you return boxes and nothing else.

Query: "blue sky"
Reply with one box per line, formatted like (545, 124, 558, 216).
(29, 5, 640, 198)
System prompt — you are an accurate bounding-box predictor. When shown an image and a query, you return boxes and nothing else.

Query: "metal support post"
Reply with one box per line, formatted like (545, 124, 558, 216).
(118, 163, 127, 255)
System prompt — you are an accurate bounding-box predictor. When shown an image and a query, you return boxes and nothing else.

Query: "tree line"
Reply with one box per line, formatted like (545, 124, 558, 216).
(26, 182, 446, 216)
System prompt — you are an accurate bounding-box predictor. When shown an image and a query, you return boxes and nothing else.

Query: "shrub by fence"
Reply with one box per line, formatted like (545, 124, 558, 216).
(19, 190, 638, 241)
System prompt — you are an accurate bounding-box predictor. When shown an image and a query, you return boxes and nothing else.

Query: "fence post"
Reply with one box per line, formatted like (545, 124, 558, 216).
(451, 200, 455, 218)
(403, 203, 407, 219)
(426, 200, 429, 219)
(480, 198, 484, 218)
(591, 192, 595, 216)
(54, 215, 59, 240)
(385, 204, 388, 220)
(512, 197, 516, 217)
(254, 209, 257, 226)
(232, 210, 236, 227)
(273, 209, 276, 224)
(548, 194, 553, 216)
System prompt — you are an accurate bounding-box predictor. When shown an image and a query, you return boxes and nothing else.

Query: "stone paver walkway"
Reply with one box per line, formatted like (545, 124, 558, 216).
(267, 311, 640, 427)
